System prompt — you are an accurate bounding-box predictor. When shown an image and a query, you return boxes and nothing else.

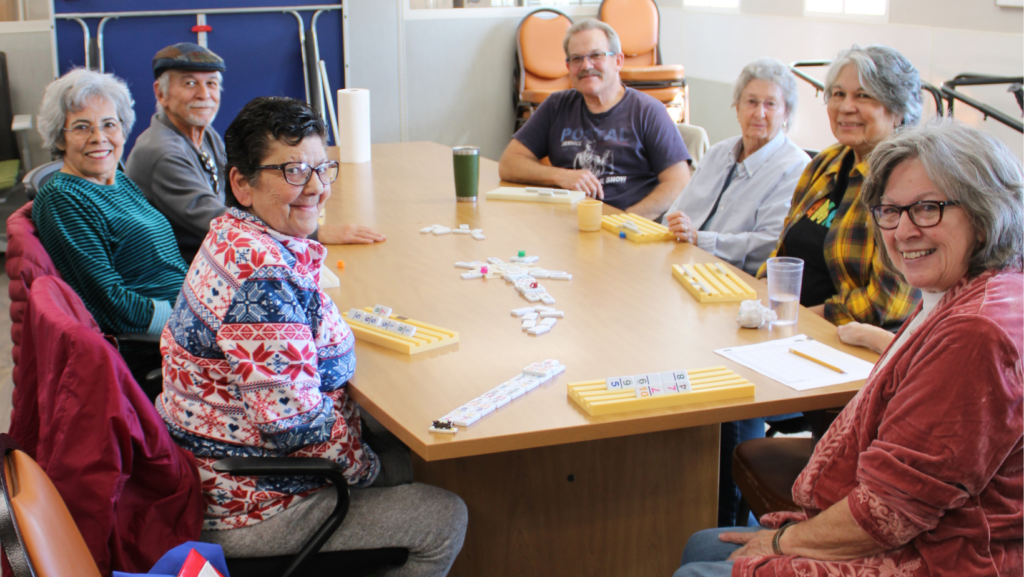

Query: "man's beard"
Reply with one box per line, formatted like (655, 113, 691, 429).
(185, 102, 218, 127)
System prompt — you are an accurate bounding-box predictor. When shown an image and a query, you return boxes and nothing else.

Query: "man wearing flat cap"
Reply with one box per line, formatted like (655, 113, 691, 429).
(128, 42, 384, 263)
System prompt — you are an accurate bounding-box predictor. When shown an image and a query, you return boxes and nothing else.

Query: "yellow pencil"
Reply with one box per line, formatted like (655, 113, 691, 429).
(789, 348, 846, 374)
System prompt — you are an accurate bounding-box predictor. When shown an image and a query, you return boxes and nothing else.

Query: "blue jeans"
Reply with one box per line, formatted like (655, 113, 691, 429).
(672, 526, 764, 577)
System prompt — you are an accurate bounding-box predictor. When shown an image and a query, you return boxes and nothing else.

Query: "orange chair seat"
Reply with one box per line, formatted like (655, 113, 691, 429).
(621, 64, 685, 83)
(522, 89, 559, 104)
(5, 449, 103, 577)
(635, 86, 683, 104)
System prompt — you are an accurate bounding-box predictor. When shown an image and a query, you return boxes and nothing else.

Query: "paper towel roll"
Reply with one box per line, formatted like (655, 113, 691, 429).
(336, 88, 371, 163)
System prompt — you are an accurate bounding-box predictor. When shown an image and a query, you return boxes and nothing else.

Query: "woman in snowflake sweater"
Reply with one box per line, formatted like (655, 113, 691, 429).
(158, 96, 466, 577)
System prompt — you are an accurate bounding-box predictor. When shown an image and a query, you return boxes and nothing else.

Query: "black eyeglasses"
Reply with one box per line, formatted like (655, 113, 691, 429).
(256, 161, 339, 186)
(869, 200, 961, 230)
(197, 148, 219, 191)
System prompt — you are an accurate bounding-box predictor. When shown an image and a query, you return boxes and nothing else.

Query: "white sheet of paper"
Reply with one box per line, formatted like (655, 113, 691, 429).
(714, 334, 875, 391)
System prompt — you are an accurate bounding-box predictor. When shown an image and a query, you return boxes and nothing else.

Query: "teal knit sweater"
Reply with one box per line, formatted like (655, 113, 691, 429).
(33, 171, 188, 335)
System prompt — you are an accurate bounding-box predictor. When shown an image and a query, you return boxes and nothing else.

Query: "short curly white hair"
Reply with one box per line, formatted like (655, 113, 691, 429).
(37, 68, 135, 158)
(731, 57, 799, 129)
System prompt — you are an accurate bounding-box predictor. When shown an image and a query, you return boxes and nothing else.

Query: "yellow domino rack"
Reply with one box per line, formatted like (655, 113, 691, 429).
(567, 367, 754, 416)
(485, 187, 586, 205)
(602, 213, 674, 243)
(343, 307, 459, 355)
(672, 263, 756, 303)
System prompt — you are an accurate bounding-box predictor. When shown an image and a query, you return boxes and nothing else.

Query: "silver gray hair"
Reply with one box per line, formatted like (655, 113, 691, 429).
(563, 19, 621, 57)
(155, 70, 223, 114)
(862, 119, 1023, 276)
(824, 45, 923, 129)
(37, 68, 135, 158)
(731, 57, 799, 128)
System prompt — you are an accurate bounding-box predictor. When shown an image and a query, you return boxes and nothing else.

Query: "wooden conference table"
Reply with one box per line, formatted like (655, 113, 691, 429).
(322, 142, 878, 577)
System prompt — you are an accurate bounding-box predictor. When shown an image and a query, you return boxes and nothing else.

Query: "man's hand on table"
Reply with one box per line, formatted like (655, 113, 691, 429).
(558, 169, 604, 199)
(318, 223, 386, 245)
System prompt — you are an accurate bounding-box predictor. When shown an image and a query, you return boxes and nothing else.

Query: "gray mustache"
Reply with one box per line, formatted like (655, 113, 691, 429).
(578, 69, 602, 80)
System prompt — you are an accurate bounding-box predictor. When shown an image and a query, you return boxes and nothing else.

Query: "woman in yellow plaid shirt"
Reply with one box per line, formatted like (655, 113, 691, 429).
(757, 45, 922, 353)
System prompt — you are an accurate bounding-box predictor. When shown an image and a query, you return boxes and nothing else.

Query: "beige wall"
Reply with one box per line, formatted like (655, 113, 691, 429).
(347, 0, 1023, 160)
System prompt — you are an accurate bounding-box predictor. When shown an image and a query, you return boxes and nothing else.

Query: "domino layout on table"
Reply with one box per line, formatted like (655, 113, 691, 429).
(601, 213, 674, 243)
(430, 359, 566, 434)
(672, 263, 756, 303)
(343, 305, 459, 355)
(455, 255, 571, 320)
(567, 366, 754, 416)
(420, 223, 486, 240)
(485, 186, 586, 205)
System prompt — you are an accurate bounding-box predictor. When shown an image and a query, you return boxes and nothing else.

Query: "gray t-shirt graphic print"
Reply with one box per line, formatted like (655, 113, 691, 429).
(514, 87, 690, 210)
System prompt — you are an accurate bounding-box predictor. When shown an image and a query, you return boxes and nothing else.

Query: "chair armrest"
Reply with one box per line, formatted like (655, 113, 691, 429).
(114, 332, 161, 344)
(213, 457, 352, 577)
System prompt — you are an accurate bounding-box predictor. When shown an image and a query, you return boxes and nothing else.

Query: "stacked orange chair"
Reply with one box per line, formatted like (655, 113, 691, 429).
(599, 0, 688, 123)
(514, 8, 574, 130)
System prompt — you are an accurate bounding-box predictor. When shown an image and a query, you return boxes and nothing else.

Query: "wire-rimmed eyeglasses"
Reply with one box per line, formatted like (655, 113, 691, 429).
(565, 51, 615, 67)
(63, 120, 122, 139)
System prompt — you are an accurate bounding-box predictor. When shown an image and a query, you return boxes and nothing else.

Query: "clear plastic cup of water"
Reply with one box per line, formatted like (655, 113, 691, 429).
(766, 257, 803, 326)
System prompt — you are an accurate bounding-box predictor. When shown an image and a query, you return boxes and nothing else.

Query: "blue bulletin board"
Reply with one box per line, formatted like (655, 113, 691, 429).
(53, 0, 345, 155)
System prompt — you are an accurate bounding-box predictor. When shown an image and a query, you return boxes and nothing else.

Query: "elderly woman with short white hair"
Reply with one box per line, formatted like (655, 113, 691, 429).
(664, 57, 809, 276)
(673, 119, 1023, 577)
(663, 57, 811, 529)
(32, 68, 188, 399)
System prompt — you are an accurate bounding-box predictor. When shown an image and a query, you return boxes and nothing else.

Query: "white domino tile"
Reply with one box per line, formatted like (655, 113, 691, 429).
(434, 361, 566, 433)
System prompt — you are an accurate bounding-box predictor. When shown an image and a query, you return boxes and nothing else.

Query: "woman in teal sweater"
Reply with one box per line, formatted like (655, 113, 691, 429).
(33, 68, 188, 399)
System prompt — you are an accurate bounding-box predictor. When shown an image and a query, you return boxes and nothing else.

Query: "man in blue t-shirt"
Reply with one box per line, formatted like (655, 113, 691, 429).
(499, 19, 691, 218)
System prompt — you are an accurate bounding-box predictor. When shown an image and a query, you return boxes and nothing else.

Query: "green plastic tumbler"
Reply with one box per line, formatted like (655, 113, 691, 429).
(453, 146, 480, 202)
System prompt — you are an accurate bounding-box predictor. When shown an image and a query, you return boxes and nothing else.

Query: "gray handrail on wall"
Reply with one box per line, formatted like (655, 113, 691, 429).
(941, 74, 1024, 133)
(789, 59, 944, 117)
(54, 4, 343, 122)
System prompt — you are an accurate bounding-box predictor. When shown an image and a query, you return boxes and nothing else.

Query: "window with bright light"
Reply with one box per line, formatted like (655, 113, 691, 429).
(683, 0, 740, 11)
(805, 0, 888, 18)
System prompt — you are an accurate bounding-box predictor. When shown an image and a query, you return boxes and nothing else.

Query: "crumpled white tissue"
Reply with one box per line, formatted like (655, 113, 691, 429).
(736, 299, 776, 328)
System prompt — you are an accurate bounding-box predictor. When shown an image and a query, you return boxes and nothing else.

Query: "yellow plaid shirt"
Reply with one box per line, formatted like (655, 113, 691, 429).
(757, 144, 920, 326)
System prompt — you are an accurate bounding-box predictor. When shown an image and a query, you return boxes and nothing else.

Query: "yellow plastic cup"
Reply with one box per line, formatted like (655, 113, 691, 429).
(577, 199, 603, 232)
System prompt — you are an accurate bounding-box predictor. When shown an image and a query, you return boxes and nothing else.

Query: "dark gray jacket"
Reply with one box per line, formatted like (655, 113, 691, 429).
(126, 112, 227, 263)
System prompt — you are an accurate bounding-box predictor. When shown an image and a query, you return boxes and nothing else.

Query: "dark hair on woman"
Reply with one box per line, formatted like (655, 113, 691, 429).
(224, 96, 327, 208)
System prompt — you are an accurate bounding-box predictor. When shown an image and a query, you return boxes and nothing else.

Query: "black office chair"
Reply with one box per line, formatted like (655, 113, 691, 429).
(0, 275, 407, 577)
(21, 159, 63, 200)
